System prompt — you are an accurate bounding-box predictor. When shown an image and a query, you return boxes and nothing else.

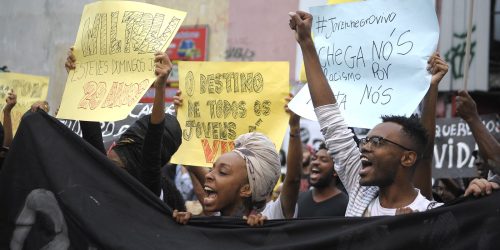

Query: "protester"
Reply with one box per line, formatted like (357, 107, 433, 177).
(472, 150, 491, 179)
(173, 132, 282, 226)
(432, 179, 463, 202)
(297, 142, 348, 217)
(289, 10, 448, 216)
(65, 49, 186, 212)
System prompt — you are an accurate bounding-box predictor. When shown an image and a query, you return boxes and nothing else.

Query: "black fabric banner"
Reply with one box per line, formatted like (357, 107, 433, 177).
(1, 112, 499, 250)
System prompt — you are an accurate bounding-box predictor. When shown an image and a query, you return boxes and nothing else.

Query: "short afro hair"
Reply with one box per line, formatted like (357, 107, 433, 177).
(381, 115, 428, 156)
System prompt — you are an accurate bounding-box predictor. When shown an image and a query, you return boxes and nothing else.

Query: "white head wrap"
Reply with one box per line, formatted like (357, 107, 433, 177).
(232, 132, 281, 205)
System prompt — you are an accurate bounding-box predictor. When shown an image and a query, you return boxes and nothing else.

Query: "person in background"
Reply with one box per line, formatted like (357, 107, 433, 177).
(432, 179, 463, 203)
(297, 142, 348, 217)
(65, 48, 186, 212)
(472, 150, 491, 179)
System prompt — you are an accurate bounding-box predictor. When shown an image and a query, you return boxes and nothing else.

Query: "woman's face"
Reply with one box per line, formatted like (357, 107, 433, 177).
(203, 152, 250, 216)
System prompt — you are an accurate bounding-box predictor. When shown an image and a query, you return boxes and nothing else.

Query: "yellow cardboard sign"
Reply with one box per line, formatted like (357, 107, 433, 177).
(171, 62, 290, 167)
(0, 72, 49, 133)
(57, 1, 186, 121)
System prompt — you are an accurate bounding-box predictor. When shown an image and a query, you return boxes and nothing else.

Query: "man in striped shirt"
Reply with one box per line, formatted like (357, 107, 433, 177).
(289, 11, 447, 217)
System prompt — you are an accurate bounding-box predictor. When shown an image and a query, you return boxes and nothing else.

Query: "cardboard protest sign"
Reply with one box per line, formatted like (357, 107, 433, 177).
(57, 1, 186, 121)
(288, 0, 439, 128)
(171, 62, 289, 167)
(433, 115, 500, 179)
(0, 72, 49, 133)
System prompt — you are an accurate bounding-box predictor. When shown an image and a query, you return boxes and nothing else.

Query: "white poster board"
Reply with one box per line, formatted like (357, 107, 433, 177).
(289, 0, 439, 128)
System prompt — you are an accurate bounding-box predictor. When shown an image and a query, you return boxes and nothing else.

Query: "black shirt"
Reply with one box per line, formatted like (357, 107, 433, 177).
(297, 190, 348, 217)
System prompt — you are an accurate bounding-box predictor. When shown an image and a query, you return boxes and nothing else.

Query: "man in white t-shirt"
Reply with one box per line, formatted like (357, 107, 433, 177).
(289, 11, 447, 217)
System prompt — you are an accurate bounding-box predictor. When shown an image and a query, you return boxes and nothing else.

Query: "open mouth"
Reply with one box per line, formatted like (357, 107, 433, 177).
(203, 186, 218, 207)
(359, 155, 373, 176)
(310, 167, 321, 180)
(204, 186, 217, 198)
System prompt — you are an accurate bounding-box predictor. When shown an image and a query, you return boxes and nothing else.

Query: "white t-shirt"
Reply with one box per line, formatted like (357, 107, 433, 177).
(261, 195, 298, 219)
(363, 189, 442, 217)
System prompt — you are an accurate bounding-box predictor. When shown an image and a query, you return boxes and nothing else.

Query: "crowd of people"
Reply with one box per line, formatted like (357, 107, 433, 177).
(1, 11, 499, 229)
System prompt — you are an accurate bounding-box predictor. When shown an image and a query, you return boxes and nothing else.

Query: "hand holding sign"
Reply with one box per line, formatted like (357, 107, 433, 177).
(65, 47, 76, 73)
(153, 51, 173, 88)
(173, 90, 183, 114)
(57, 1, 186, 122)
(0, 72, 49, 134)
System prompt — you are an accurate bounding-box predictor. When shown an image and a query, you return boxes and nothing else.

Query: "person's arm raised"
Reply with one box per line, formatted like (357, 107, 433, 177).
(456, 90, 500, 175)
(414, 52, 448, 199)
(289, 11, 336, 107)
(140, 51, 172, 195)
(289, 11, 361, 200)
(279, 94, 302, 219)
(150, 51, 172, 124)
(3, 89, 16, 148)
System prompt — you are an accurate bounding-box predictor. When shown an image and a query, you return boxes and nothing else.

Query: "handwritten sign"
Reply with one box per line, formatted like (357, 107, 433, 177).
(288, 0, 439, 128)
(57, 1, 186, 121)
(171, 62, 289, 167)
(0, 72, 49, 133)
(433, 115, 500, 179)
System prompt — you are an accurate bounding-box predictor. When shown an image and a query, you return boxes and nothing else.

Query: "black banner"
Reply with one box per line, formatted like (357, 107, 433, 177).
(433, 114, 500, 179)
(1, 111, 499, 249)
(60, 103, 156, 150)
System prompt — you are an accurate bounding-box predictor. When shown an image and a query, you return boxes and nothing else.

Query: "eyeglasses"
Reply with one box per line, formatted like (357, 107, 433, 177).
(359, 136, 414, 152)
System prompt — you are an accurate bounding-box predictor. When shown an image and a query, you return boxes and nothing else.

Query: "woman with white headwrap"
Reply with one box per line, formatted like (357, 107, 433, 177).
(173, 132, 282, 225)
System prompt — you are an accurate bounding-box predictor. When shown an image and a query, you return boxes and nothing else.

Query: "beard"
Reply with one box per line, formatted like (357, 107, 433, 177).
(310, 168, 335, 188)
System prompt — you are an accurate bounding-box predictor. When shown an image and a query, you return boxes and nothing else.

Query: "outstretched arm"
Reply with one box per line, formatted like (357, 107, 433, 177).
(289, 11, 361, 200)
(414, 52, 448, 199)
(150, 52, 171, 124)
(456, 91, 500, 175)
(141, 51, 173, 195)
(279, 94, 302, 218)
(289, 11, 336, 107)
